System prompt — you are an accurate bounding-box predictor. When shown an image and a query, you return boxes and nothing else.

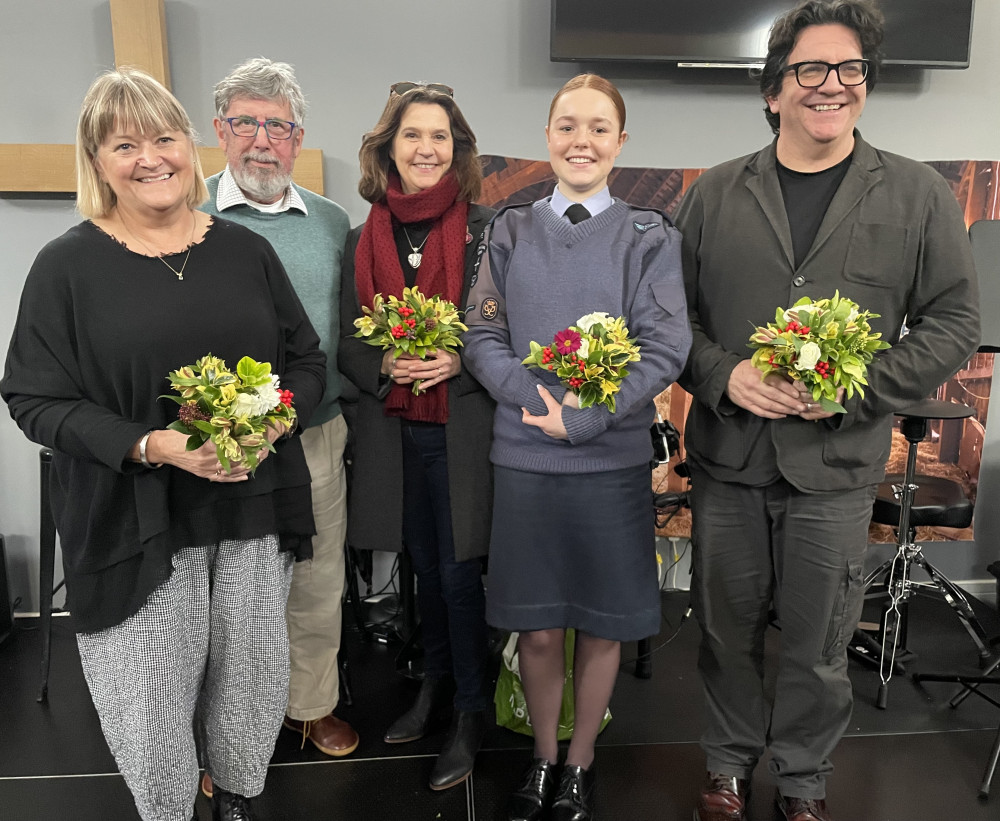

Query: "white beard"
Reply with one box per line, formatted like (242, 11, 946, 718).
(232, 155, 291, 203)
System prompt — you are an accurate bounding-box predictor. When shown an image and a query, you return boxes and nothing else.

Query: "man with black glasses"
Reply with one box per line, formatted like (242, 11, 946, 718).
(200, 57, 358, 806)
(675, 3, 978, 820)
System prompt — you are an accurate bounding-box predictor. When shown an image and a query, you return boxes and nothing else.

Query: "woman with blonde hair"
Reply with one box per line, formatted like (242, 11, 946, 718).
(2, 68, 325, 821)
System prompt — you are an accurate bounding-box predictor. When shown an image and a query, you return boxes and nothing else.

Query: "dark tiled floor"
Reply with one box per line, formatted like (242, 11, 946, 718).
(2, 590, 1000, 820)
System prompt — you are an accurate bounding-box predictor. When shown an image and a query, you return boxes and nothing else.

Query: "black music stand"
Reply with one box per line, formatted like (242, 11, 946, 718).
(848, 399, 994, 709)
(37, 447, 56, 703)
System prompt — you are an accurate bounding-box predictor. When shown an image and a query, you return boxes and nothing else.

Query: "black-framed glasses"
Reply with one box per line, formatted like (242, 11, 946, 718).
(783, 59, 869, 88)
(390, 81, 454, 98)
(224, 116, 297, 140)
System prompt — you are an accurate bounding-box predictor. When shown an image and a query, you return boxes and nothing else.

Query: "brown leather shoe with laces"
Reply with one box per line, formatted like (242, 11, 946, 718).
(283, 713, 360, 757)
(694, 772, 749, 821)
(777, 794, 833, 821)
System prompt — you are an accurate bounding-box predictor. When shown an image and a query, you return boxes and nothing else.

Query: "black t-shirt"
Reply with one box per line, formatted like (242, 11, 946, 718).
(777, 154, 852, 268)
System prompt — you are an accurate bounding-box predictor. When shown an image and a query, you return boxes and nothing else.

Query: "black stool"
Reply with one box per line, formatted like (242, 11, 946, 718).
(849, 399, 995, 709)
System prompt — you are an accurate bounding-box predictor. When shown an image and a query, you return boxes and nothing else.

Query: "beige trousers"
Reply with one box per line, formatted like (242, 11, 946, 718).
(285, 413, 349, 721)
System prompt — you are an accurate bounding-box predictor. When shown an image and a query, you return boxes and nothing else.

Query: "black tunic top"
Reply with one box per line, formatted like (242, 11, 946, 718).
(1, 218, 326, 631)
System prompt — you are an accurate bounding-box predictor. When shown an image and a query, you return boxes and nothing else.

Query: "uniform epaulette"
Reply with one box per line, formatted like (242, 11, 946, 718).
(626, 203, 676, 229)
(488, 201, 535, 227)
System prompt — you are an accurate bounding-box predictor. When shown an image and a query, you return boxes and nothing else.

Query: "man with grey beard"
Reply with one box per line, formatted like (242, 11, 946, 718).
(200, 57, 357, 804)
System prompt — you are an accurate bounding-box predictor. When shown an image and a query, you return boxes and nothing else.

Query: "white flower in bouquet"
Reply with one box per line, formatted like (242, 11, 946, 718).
(576, 311, 613, 334)
(231, 378, 280, 417)
(793, 341, 822, 371)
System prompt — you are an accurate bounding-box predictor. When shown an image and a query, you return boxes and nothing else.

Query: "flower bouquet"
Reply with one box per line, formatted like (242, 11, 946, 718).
(747, 291, 890, 413)
(522, 311, 641, 413)
(160, 354, 295, 473)
(353, 286, 467, 394)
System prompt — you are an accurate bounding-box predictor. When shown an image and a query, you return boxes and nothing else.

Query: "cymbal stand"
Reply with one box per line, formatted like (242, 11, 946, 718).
(868, 414, 994, 708)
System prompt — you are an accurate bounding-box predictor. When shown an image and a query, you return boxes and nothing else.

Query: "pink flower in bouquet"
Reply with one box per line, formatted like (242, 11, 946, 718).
(553, 328, 582, 355)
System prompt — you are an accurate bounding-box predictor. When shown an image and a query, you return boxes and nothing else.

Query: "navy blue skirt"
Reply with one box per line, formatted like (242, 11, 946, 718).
(486, 464, 660, 641)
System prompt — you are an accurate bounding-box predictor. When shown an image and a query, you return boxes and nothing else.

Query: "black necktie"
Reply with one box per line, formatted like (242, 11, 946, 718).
(565, 203, 591, 224)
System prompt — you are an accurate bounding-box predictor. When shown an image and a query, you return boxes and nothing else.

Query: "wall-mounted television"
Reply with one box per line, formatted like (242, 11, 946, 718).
(550, 0, 975, 69)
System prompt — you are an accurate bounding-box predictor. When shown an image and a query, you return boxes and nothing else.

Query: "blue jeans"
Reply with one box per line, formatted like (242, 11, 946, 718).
(401, 422, 488, 712)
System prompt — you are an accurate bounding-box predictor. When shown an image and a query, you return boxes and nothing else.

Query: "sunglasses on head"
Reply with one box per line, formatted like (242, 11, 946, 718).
(390, 82, 454, 98)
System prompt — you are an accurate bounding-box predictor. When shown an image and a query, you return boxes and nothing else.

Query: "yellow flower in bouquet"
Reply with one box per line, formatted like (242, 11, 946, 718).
(353, 286, 467, 394)
(748, 291, 890, 413)
(160, 354, 296, 473)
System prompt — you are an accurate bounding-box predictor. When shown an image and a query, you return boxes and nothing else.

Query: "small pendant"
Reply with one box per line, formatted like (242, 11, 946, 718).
(408, 252, 423, 269)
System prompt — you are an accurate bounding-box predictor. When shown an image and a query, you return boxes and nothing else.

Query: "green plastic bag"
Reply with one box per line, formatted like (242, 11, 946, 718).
(494, 629, 611, 740)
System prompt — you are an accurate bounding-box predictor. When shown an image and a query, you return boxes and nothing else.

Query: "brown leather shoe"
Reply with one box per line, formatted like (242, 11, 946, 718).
(201, 771, 213, 799)
(777, 794, 832, 821)
(283, 713, 360, 757)
(694, 772, 749, 821)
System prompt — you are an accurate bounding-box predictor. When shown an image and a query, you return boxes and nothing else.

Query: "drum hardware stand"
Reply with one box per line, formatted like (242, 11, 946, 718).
(849, 406, 994, 709)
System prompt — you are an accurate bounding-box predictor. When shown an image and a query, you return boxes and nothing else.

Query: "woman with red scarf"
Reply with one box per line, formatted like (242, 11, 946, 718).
(338, 82, 495, 791)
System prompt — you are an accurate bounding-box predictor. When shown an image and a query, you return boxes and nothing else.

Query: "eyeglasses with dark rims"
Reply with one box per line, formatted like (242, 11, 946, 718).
(223, 116, 297, 140)
(389, 82, 455, 98)
(782, 59, 869, 88)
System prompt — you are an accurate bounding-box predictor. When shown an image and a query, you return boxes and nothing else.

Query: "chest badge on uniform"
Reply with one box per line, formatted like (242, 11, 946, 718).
(481, 298, 499, 320)
(634, 221, 658, 234)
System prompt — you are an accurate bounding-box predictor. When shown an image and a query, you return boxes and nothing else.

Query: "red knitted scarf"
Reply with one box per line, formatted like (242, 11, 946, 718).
(355, 170, 468, 423)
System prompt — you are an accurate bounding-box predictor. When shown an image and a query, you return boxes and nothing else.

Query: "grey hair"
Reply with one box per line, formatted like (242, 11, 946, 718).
(213, 57, 308, 124)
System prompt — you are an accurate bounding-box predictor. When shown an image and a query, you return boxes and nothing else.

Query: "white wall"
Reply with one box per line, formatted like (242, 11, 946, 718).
(1, 0, 998, 610)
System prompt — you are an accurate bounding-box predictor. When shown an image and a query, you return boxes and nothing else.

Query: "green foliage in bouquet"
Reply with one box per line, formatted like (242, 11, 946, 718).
(748, 291, 890, 414)
(160, 354, 296, 473)
(353, 286, 468, 394)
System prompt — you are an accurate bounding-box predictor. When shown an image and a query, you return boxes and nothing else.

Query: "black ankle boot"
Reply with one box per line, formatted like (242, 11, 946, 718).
(550, 763, 596, 821)
(384, 675, 455, 743)
(212, 789, 254, 821)
(507, 757, 558, 821)
(428, 709, 486, 790)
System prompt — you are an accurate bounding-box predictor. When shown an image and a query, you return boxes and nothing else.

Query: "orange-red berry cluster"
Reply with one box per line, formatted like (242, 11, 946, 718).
(279, 389, 294, 407)
(541, 345, 556, 370)
(814, 360, 831, 379)
(782, 320, 810, 335)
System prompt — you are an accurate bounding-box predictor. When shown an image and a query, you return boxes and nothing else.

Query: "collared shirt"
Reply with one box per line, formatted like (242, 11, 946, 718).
(548, 186, 613, 222)
(215, 166, 309, 215)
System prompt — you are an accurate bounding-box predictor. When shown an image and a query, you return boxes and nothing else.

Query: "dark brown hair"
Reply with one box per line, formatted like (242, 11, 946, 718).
(357, 86, 481, 203)
(758, 0, 884, 134)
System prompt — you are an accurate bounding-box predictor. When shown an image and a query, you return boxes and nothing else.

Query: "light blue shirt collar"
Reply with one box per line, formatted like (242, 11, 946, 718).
(549, 186, 613, 221)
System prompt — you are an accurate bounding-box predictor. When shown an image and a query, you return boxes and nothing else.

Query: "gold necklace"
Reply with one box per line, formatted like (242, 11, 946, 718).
(402, 225, 430, 269)
(119, 211, 197, 281)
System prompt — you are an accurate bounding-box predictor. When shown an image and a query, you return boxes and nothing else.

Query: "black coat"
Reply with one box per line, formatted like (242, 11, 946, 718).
(338, 203, 496, 560)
